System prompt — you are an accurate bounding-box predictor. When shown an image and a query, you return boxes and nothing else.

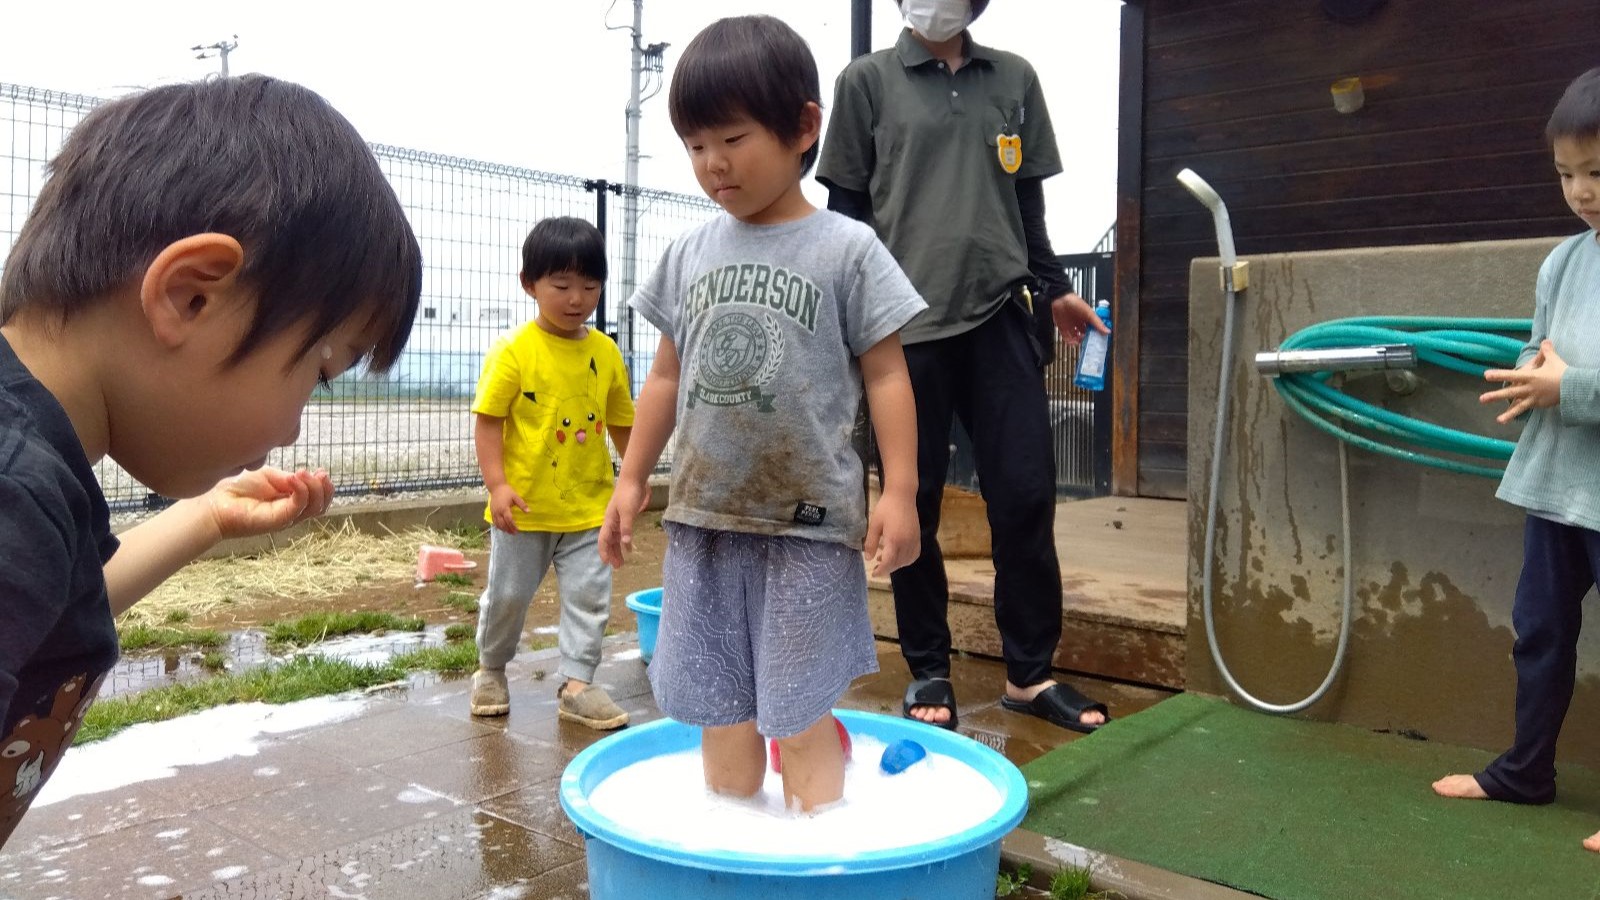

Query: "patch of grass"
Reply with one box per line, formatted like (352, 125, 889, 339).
(442, 522, 488, 551)
(77, 655, 407, 745)
(119, 624, 226, 653)
(529, 635, 557, 652)
(266, 611, 425, 648)
(199, 651, 228, 671)
(996, 863, 1033, 897)
(433, 572, 474, 587)
(444, 623, 473, 642)
(164, 609, 191, 625)
(392, 640, 479, 673)
(78, 641, 485, 745)
(442, 592, 479, 615)
(1048, 866, 1120, 900)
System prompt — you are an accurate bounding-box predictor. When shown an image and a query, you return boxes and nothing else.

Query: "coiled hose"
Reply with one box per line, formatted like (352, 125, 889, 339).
(1204, 313, 1529, 713)
(1270, 317, 1530, 478)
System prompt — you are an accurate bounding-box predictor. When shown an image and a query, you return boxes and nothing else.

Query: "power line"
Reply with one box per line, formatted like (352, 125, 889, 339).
(191, 35, 239, 78)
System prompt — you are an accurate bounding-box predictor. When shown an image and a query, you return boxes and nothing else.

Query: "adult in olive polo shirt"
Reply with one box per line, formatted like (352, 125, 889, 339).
(817, 0, 1109, 734)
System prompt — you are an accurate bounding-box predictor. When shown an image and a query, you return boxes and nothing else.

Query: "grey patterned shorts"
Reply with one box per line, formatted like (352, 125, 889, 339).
(649, 522, 879, 739)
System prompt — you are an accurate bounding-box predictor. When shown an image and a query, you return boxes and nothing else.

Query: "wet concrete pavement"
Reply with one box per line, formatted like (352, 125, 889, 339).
(1, 640, 1175, 900)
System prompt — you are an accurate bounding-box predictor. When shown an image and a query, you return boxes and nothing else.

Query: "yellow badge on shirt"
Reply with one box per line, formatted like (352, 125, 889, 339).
(996, 133, 1022, 174)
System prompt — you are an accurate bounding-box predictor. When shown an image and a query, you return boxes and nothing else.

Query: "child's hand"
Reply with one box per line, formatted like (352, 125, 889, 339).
(599, 479, 649, 568)
(205, 467, 333, 540)
(864, 492, 919, 578)
(1483, 340, 1567, 424)
(488, 484, 530, 534)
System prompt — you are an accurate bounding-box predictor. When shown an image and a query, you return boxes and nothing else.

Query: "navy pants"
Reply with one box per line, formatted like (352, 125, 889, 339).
(890, 302, 1063, 689)
(1477, 514, 1600, 804)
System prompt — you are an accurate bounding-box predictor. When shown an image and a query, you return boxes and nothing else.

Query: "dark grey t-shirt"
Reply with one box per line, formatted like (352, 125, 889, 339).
(817, 29, 1064, 345)
(0, 333, 119, 847)
(631, 210, 925, 548)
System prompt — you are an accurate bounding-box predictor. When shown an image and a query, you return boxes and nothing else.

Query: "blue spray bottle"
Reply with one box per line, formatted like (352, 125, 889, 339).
(1073, 300, 1113, 392)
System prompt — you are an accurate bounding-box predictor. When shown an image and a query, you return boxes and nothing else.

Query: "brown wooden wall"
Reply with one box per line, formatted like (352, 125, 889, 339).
(1122, 0, 1600, 498)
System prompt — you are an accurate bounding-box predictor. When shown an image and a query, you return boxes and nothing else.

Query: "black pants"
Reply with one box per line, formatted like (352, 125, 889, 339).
(1478, 514, 1600, 804)
(889, 303, 1062, 688)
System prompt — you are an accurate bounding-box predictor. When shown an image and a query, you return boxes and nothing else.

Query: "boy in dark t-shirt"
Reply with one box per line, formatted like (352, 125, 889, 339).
(0, 75, 422, 847)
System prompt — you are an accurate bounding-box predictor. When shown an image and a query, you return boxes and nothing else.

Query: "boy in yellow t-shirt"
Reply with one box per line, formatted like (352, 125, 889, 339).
(468, 217, 635, 728)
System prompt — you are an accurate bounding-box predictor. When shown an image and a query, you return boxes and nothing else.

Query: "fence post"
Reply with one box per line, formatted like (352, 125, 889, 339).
(608, 182, 631, 356)
(1092, 251, 1115, 496)
(584, 179, 611, 334)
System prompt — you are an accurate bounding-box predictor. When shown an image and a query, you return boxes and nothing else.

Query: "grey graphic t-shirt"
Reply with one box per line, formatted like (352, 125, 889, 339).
(631, 209, 925, 548)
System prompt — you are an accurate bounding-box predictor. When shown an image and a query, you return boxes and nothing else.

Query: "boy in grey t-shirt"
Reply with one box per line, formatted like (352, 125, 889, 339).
(600, 15, 925, 814)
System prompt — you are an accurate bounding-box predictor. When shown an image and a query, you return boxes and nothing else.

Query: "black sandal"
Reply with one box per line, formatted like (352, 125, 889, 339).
(1000, 683, 1109, 734)
(903, 677, 959, 731)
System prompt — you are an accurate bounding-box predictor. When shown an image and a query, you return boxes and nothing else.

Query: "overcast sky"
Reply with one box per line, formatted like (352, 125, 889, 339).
(0, 0, 1122, 251)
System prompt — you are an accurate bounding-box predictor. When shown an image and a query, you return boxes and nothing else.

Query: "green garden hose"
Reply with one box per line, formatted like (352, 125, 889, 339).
(1269, 317, 1531, 478)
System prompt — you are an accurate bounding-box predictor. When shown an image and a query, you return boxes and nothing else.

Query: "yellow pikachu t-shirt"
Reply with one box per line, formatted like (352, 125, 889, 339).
(472, 323, 635, 532)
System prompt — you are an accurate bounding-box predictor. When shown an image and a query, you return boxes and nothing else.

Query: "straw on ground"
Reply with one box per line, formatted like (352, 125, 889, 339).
(119, 520, 484, 627)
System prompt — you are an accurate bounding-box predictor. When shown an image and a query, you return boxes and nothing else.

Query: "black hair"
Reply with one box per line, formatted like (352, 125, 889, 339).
(668, 15, 821, 176)
(520, 217, 607, 284)
(1548, 67, 1600, 144)
(0, 75, 421, 371)
(896, 0, 991, 23)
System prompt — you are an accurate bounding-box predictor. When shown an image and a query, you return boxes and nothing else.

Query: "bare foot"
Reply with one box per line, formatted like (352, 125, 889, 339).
(1583, 830, 1600, 853)
(1431, 774, 1489, 799)
(906, 677, 955, 726)
(1007, 680, 1107, 728)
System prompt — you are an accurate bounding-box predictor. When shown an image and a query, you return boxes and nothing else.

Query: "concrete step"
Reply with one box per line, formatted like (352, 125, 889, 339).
(868, 496, 1187, 689)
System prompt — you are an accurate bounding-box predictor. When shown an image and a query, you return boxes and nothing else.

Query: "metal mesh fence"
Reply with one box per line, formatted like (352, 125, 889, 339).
(1048, 251, 1114, 497)
(1, 81, 719, 510)
(938, 251, 1114, 499)
(2, 79, 1106, 510)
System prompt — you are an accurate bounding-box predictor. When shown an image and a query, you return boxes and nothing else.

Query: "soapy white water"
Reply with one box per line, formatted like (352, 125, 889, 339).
(33, 695, 368, 806)
(585, 733, 1003, 857)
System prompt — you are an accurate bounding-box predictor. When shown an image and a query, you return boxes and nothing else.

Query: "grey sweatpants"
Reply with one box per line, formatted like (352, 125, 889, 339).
(475, 527, 612, 683)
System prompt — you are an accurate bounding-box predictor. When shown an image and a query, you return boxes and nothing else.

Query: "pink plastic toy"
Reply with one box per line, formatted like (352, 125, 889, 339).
(768, 717, 852, 774)
(415, 544, 477, 583)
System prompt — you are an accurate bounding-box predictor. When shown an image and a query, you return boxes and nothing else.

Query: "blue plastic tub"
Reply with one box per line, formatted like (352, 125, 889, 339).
(623, 587, 662, 663)
(559, 709, 1028, 899)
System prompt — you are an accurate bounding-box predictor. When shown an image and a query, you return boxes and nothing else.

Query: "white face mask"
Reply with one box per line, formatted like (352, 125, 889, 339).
(903, 0, 971, 43)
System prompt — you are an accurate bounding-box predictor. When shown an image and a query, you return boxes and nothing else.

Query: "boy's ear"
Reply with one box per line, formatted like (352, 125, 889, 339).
(138, 234, 246, 349)
(796, 101, 823, 155)
(520, 273, 538, 298)
(800, 101, 825, 153)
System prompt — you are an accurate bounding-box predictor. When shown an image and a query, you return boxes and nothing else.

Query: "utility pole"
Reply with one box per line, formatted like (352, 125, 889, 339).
(620, 1, 667, 363)
(192, 35, 239, 77)
(851, 0, 872, 58)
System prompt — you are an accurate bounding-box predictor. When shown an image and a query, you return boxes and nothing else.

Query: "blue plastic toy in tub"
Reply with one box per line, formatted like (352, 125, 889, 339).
(559, 709, 1028, 899)
(623, 587, 662, 663)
